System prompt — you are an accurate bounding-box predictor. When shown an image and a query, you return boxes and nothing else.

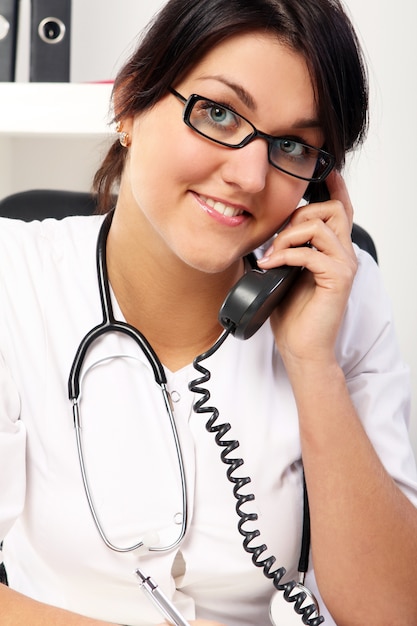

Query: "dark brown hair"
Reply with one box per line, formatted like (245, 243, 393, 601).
(93, 0, 368, 213)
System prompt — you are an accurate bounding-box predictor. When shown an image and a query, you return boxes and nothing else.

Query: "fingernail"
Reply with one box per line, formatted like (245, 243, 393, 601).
(257, 255, 270, 265)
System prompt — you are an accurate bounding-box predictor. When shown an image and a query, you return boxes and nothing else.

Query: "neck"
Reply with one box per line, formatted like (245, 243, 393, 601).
(104, 211, 243, 371)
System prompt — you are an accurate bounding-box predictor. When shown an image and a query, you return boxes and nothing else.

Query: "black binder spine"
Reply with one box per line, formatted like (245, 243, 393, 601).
(0, 0, 18, 81)
(30, 0, 71, 82)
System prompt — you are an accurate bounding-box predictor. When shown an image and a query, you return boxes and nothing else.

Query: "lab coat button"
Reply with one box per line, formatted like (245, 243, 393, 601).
(174, 512, 183, 525)
(171, 390, 181, 403)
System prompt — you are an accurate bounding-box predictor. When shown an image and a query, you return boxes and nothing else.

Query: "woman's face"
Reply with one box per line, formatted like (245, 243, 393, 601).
(119, 32, 324, 273)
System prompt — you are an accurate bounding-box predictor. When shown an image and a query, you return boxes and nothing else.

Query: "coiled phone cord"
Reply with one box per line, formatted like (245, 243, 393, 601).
(189, 329, 325, 626)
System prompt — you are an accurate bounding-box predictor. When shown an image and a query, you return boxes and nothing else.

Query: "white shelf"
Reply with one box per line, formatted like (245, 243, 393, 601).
(0, 83, 115, 198)
(0, 82, 114, 137)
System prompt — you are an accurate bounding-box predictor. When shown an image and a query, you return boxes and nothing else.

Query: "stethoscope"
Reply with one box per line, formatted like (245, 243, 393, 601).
(68, 210, 187, 553)
(68, 210, 324, 625)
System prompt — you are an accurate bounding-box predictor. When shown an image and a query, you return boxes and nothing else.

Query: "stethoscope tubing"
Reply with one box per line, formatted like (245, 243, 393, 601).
(68, 210, 188, 553)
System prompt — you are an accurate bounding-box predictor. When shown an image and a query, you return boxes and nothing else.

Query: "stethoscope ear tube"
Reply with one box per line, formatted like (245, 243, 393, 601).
(298, 474, 311, 581)
(68, 210, 167, 401)
(68, 210, 114, 401)
(68, 323, 112, 400)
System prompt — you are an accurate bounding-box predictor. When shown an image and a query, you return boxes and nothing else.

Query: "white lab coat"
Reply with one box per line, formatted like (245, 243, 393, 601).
(0, 215, 416, 625)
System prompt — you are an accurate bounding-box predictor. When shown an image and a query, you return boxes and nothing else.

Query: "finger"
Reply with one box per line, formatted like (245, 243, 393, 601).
(261, 218, 349, 265)
(291, 196, 349, 231)
(258, 233, 357, 299)
(288, 175, 353, 246)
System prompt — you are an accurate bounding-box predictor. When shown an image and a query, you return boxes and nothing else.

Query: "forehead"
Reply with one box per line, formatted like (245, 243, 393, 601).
(179, 32, 317, 126)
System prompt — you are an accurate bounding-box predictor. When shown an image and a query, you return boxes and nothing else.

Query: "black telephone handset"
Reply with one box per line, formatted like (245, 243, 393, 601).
(218, 182, 330, 340)
(218, 263, 302, 340)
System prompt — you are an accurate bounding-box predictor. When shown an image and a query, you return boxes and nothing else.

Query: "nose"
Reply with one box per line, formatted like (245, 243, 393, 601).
(220, 138, 270, 193)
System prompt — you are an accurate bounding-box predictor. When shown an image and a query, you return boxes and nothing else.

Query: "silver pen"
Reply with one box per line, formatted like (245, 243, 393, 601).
(135, 568, 191, 626)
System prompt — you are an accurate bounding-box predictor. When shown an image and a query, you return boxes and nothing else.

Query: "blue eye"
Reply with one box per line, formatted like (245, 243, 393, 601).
(190, 99, 245, 141)
(279, 139, 305, 156)
(210, 106, 228, 123)
(206, 104, 239, 130)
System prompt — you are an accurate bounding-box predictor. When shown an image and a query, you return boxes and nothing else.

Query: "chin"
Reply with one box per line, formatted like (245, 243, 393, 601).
(182, 253, 241, 275)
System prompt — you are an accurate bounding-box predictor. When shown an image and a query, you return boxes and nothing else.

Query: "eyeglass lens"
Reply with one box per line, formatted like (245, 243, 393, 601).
(184, 95, 333, 181)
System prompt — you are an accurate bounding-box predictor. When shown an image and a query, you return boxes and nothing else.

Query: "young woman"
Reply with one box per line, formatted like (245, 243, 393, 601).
(1, 0, 417, 625)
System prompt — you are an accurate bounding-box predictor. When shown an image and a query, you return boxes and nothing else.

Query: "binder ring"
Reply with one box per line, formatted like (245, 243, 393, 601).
(38, 17, 66, 44)
(0, 15, 10, 41)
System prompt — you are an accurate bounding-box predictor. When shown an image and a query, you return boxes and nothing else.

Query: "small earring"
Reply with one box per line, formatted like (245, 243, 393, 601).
(115, 121, 130, 147)
(119, 131, 130, 148)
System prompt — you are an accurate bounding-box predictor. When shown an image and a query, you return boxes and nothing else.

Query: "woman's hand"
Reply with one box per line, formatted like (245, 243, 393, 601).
(258, 171, 357, 368)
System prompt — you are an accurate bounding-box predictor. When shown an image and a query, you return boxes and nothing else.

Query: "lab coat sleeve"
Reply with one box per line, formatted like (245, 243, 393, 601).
(0, 351, 26, 541)
(336, 247, 417, 504)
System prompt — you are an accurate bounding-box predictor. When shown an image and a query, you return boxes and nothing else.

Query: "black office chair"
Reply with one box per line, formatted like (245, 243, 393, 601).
(0, 189, 98, 221)
(351, 222, 378, 263)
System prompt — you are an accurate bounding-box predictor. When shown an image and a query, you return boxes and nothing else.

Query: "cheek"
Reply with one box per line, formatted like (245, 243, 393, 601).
(128, 120, 210, 197)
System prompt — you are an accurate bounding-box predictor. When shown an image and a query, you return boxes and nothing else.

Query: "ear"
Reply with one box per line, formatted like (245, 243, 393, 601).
(112, 77, 136, 134)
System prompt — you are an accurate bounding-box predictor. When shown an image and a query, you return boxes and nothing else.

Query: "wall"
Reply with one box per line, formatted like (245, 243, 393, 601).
(341, 0, 417, 455)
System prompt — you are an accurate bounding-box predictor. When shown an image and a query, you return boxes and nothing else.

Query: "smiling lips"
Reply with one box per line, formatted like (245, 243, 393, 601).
(199, 194, 245, 218)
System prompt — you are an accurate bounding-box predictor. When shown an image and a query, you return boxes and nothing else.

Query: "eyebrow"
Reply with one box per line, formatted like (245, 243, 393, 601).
(197, 75, 257, 110)
(196, 74, 322, 131)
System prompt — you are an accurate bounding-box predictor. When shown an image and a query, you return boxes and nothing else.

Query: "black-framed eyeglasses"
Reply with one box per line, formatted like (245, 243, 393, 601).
(170, 88, 335, 183)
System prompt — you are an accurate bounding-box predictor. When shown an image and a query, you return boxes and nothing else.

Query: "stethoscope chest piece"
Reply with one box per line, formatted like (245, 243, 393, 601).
(269, 585, 320, 625)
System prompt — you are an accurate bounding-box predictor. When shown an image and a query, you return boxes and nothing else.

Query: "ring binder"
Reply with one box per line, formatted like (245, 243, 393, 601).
(0, 0, 18, 81)
(30, 0, 71, 82)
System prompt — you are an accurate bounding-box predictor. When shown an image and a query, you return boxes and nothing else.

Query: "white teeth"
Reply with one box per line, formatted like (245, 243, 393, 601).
(223, 205, 238, 217)
(201, 195, 243, 218)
